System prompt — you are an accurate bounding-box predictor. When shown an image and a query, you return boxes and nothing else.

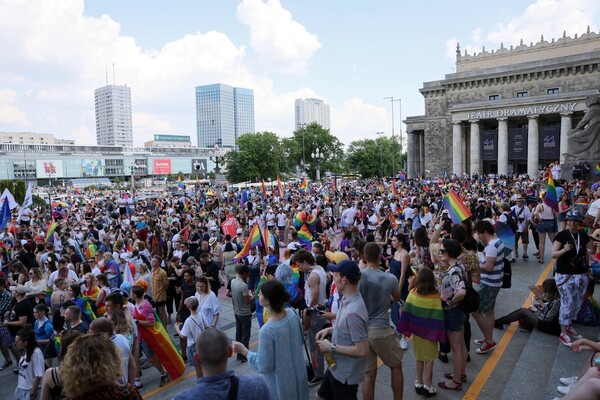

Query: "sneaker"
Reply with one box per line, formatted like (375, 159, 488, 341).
(159, 373, 171, 387)
(438, 352, 449, 363)
(473, 338, 485, 346)
(559, 334, 573, 347)
(476, 341, 497, 354)
(566, 327, 583, 339)
(415, 381, 425, 395)
(422, 384, 437, 397)
(557, 384, 575, 395)
(134, 383, 144, 392)
(559, 376, 579, 386)
(308, 376, 323, 387)
(523, 254, 529, 259)
(400, 338, 409, 350)
(0, 360, 12, 370)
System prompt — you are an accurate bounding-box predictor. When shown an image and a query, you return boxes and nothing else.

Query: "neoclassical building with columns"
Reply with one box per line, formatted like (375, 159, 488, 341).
(404, 28, 600, 179)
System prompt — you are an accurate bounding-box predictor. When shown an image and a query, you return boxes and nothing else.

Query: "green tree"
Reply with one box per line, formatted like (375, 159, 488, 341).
(346, 136, 403, 178)
(166, 173, 176, 182)
(283, 122, 344, 179)
(0, 179, 26, 204)
(226, 132, 288, 183)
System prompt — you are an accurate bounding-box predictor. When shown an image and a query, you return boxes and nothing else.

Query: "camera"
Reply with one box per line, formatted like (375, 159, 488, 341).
(306, 306, 325, 315)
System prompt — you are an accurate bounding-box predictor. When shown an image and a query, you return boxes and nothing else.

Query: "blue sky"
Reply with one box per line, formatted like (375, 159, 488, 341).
(0, 0, 599, 147)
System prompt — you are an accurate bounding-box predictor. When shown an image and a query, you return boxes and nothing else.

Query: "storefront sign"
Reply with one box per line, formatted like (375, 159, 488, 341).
(539, 125, 560, 160)
(508, 128, 528, 160)
(480, 130, 498, 160)
(153, 159, 172, 175)
(467, 102, 576, 120)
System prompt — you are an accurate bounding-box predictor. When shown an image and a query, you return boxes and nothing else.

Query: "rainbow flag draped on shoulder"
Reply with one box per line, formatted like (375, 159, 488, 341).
(298, 225, 313, 250)
(233, 223, 262, 262)
(442, 190, 472, 224)
(396, 290, 446, 343)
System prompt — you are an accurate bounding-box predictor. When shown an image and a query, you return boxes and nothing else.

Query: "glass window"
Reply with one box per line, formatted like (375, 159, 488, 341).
(547, 88, 560, 94)
(516, 91, 528, 98)
(489, 95, 500, 101)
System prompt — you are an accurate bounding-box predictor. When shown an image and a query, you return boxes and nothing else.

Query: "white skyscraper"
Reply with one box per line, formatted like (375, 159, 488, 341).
(94, 85, 133, 147)
(295, 98, 330, 130)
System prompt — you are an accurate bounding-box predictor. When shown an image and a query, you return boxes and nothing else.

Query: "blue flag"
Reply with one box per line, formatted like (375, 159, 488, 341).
(0, 200, 10, 229)
(240, 190, 247, 207)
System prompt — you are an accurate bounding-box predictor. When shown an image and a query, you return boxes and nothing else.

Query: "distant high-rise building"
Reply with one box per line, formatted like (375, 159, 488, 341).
(195, 83, 255, 148)
(94, 85, 133, 147)
(295, 98, 330, 130)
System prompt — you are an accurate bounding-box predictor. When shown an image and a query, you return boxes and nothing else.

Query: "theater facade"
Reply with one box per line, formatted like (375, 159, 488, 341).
(404, 28, 600, 179)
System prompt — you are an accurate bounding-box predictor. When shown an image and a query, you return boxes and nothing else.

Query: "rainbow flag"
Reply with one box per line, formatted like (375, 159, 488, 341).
(255, 277, 269, 328)
(399, 172, 407, 181)
(293, 211, 306, 229)
(184, 200, 190, 213)
(391, 179, 398, 196)
(595, 163, 600, 176)
(262, 226, 275, 250)
(177, 176, 185, 190)
(544, 175, 559, 211)
(198, 210, 206, 219)
(134, 308, 185, 380)
(124, 261, 135, 285)
(298, 225, 313, 250)
(277, 176, 284, 197)
(306, 209, 319, 228)
(397, 291, 446, 343)
(261, 179, 267, 200)
(299, 177, 307, 193)
(195, 175, 201, 189)
(45, 222, 58, 243)
(84, 242, 97, 260)
(233, 223, 262, 262)
(442, 190, 472, 224)
(75, 296, 96, 325)
(51, 201, 69, 208)
(389, 211, 397, 229)
(205, 190, 217, 198)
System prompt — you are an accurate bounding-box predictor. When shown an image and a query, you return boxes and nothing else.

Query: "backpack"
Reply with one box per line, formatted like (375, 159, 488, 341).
(504, 212, 518, 234)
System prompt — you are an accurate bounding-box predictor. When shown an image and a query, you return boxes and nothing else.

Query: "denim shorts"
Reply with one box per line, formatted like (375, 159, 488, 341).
(444, 306, 466, 332)
(537, 219, 556, 233)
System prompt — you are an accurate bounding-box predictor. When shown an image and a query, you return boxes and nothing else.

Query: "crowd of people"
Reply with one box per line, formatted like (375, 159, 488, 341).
(0, 161, 600, 399)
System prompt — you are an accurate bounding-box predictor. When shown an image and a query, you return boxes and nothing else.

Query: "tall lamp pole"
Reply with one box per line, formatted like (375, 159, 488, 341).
(193, 161, 201, 204)
(311, 148, 323, 181)
(383, 96, 397, 176)
(129, 163, 139, 200)
(375, 131, 385, 177)
(209, 144, 226, 185)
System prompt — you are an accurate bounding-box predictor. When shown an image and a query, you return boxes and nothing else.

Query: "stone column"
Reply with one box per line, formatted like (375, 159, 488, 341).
(420, 133, 426, 176)
(497, 118, 509, 176)
(406, 131, 415, 179)
(527, 115, 539, 178)
(469, 120, 480, 175)
(560, 113, 572, 163)
(452, 122, 463, 176)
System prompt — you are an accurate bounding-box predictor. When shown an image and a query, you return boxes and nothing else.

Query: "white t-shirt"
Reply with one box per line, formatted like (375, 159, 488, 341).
(47, 269, 79, 287)
(17, 348, 45, 390)
(277, 213, 286, 226)
(180, 313, 207, 346)
(111, 333, 131, 385)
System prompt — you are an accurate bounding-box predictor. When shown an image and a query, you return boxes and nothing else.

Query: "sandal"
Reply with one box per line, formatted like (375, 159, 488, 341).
(443, 372, 467, 382)
(438, 380, 462, 390)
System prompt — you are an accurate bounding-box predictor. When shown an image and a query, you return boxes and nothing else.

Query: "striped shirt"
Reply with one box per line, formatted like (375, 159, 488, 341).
(480, 238, 504, 288)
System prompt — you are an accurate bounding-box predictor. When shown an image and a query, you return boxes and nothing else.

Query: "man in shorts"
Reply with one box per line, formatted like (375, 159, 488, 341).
(315, 259, 369, 400)
(360, 243, 404, 400)
(511, 196, 531, 259)
(472, 220, 505, 354)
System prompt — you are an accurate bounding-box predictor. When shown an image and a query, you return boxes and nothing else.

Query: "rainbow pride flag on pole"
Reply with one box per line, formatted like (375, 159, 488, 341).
(233, 223, 263, 262)
(595, 163, 600, 176)
(442, 190, 472, 224)
(277, 176, 284, 197)
(262, 226, 275, 250)
(177, 176, 185, 190)
(45, 222, 58, 243)
(391, 179, 398, 196)
(299, 177, 307, 193)
(544, 175, 559, 211)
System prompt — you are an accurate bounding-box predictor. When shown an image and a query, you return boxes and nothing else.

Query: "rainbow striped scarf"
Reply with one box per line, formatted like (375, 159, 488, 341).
(397, 290, 446, 343)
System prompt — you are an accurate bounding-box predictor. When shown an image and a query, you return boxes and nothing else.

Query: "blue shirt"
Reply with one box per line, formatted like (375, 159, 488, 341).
(173, 371, 271, 400)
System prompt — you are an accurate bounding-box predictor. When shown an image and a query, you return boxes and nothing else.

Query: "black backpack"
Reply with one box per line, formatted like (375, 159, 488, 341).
(504, 211, 518, 234)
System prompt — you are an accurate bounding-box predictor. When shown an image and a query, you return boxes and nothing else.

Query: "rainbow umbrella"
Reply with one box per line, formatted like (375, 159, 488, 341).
(493, 221, 514, 255)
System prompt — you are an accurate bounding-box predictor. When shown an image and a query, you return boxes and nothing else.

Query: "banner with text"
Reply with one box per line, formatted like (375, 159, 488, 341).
(539, 125, 560, 160)
(153, 159, 172, 175)
(508, 128, 528, 160)
(480, 130, 498, 160)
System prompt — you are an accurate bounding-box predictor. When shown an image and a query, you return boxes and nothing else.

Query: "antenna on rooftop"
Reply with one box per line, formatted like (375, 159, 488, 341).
(112, 63, 116, 85)
(105, 64, 108, 86)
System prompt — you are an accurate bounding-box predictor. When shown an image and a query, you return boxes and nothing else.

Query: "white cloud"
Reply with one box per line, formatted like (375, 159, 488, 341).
(237, 0, 321, 74)
(446, 0, 600, 60)
(331, 98, 388, 145)
(0, 89, 30, 128)
(70, 125, 95, 146)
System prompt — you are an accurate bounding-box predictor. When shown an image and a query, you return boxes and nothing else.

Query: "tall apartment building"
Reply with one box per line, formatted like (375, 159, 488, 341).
(195, 83, 255, 148)
(295, 98, 330, 130)
(94, 84, 133, 147)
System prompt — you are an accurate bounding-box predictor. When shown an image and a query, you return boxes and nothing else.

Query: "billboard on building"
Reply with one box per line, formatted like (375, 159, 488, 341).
(480, 130, 498, 161)
(36, 160, 64, 178)
(508, 128, 528, 160)
(539, 125, 560, 160)
(191, 159, 207, 175)
(81, 159, 105, 177)
(153, 159, 172, 175)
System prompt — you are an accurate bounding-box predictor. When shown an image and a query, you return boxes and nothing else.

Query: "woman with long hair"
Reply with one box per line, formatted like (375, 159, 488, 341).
(50, 278, 68, 331)
(40, 331, 83, 400)
(81, 272, 99, 302)
(9, 260, 30, 286)
(194, 276, 221, 328)
(32, 304, 54, 367)
(24, 268, 47, 306)
(437, 239, 468, 391)
(390, 232, 412, 349)
(95, 274, 110, 316)
(233, 280, 309, 400)
(60, 334, 142, 399)
(14, 329, 45, 400)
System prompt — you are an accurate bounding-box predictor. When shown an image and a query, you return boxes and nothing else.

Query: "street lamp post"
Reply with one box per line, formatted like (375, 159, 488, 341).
(383, 96, 398, 176)
(393, 98, 403, 171)
(193, 161, 201, 204)
(47, 170, 55, 216)
(129, 163, 139, 200)
(311, 148, 323, 181)
(375, 131, 385, 177)
(209, 144, 226, 185)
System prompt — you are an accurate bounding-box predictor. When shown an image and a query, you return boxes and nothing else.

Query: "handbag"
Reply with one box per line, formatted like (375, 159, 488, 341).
(457, 264, 480, 313)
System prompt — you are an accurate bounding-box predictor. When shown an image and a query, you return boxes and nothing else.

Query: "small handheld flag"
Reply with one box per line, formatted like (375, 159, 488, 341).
(442, 190, 472, 224)
(544, 176, 559, 212)
(233, 223, 263, 262)
(277, 176, 284, 198)
(177, 176, 185, 190)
